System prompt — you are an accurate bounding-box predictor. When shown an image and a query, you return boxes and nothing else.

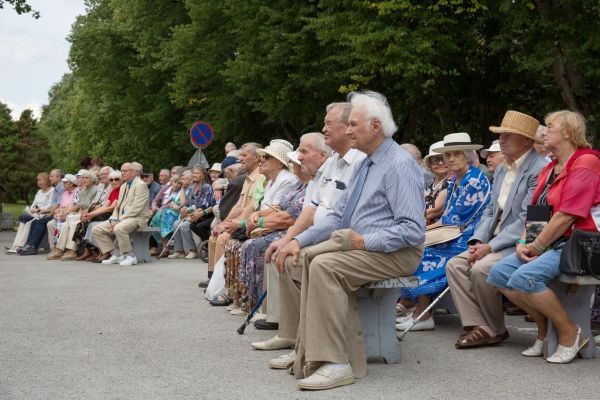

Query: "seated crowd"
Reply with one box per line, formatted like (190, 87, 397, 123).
(6, 91, 600, 391)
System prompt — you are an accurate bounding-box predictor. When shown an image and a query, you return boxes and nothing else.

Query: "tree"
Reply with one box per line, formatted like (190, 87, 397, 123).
(0, 0, 39, 18)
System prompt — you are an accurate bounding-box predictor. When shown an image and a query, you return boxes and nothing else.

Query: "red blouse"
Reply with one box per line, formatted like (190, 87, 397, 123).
(531, 149, 600, 236)
(108, 187, 120, 203)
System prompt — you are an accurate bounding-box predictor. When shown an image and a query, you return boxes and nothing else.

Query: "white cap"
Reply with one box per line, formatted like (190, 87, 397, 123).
(480, 140, 501, 159)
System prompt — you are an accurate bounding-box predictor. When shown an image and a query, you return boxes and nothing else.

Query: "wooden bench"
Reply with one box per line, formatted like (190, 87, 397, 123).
(357, 276, 419, 363)
(544, 274, 599, 359)
(131, 226, 160, 263)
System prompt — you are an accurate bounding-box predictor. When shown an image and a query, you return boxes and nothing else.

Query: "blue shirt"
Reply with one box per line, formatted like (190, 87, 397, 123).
(296, 138, 426, 252)
(51, 181, 64, 207)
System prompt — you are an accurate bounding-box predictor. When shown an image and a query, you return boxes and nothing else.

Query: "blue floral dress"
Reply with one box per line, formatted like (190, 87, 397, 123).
(236, 183, 306, 311)
(402, 165, 491, 299)
(150, 190, 182, 238)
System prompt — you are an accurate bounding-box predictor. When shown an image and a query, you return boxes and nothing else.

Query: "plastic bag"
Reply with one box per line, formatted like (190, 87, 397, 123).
(205, 255, 226, 301)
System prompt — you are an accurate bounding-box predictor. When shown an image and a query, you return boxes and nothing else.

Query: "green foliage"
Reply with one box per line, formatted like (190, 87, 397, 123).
(37, 0, 598, 175)
(0, 0, 40, 18)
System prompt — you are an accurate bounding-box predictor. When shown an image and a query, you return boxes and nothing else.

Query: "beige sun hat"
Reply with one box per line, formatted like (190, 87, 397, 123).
(256, 139, 294, 166)
(422, 141, 446, 164)
(286, 150, 301, 166)
(480, 140, 501, 159)
(489, 110, 541, 143)
(431, 133, 483, 153)
(209, 163, 222, 173)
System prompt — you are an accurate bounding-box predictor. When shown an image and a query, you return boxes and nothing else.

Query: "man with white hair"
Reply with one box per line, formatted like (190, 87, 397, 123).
(92, 162, 152, 266)
(480, 140, 506, 177)
(270, 91, 425, 390)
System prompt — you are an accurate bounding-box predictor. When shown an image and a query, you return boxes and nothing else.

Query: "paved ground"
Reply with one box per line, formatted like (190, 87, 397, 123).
(0, 231, 599, 399)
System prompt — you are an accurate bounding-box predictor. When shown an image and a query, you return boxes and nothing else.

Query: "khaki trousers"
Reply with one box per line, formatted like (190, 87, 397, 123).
(207, 233, 228, 272)
(13, 220, 33, 248)
(446, 250, 506, 334)
(47, 218, 58, 249)
(91, 218, 142, 254)
(265, 261, 279, 323)
(56, 213, 81, 251)
(283, 230, 423, 380)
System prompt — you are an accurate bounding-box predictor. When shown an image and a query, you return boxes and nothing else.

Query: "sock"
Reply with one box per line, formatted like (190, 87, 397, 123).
(327, 363, 349, 370)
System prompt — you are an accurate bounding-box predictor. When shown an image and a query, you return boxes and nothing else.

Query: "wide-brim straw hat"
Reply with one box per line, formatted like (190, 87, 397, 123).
(422, 141, 446, 164)
(431, 132, 483, 153)
(489, 110, 541, 143)
(209, 163, 222, 173)
(480, 140, 501, 159)
(256, 139, 294, 167)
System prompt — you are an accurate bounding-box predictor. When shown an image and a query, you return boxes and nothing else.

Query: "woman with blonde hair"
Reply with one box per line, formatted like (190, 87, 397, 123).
(488, 110, 600, 363)
(6, 173, 54, 254)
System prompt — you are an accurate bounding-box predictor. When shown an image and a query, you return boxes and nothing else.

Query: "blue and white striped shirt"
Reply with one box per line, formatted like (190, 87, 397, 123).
(295, 138, 426, 252)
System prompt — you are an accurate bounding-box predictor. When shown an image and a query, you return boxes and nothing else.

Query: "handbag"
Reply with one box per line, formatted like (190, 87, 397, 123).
(18, 213, 35, 224)
(559, 229, 600, 279)
(424, 184, 491, 248)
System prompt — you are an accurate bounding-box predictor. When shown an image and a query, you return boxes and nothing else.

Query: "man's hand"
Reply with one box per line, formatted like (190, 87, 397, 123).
(264, 237, 290, 264)
(81, 213, 91, 223)
(275, 239, 301, 272)
(349, 230, 365, 250)
(467, 243, 492, 266)
(108, 220, 118, 232)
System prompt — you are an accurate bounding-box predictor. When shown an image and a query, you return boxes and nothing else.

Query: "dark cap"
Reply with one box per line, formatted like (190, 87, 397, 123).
(140, 170, 153, 177)
(220, 156, 239, 171)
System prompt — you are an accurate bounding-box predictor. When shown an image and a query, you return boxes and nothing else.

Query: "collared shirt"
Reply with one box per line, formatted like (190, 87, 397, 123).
(261, 169, 299, 210)
(76, 185, 98, 210)
(91, 183, 111, 204)
(234, 167, 264, 213)
(296, 138, 425, 252)
(51, 181, 64, 206)
(59, 188, 78, 209)
(498, 149, 531, 211)
(309, 148, 365, 221)
(188, 182, 216, 210)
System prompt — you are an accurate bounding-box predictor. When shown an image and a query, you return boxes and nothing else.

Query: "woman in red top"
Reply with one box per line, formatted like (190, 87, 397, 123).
(487, 110, 600, 364)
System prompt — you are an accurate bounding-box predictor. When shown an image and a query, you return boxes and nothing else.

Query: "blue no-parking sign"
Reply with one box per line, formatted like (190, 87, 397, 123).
(189, 121, 214, 148)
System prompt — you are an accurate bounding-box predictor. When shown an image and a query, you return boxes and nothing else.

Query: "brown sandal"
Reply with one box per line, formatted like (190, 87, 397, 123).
(455, 326, 506, 349)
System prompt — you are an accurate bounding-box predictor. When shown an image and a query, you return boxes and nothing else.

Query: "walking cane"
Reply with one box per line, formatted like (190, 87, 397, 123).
(237, 290, 268, 335)
(156, 217, 188, 260)
(397, 286, 451, 341)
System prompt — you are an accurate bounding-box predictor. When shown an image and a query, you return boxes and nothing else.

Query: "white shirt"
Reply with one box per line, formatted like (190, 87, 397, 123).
(310, 148, 366, 221)
(498, 149, 531, 211)
(31, 188, 55, 210)
(261, 169, 299, 210)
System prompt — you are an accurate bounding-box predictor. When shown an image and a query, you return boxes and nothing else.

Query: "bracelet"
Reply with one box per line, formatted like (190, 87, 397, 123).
(516, 239, 526, 246)
(258, 217, 264, 228)
(531, 239, 546, 253)
(536, 236, 548, 248)
(241, 219, 246, 230)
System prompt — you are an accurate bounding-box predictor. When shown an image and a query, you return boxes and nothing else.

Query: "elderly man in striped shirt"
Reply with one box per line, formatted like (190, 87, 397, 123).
(270, 90, 425, 390)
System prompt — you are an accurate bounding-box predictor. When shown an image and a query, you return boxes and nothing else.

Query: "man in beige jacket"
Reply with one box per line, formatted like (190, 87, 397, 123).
(92, 162, 152, 266)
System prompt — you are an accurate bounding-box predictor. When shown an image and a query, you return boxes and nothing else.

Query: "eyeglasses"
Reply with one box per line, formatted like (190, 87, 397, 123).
(260, 155, 272, 161)
(109, 178, 120, 182)
(429, 157, 445, 165)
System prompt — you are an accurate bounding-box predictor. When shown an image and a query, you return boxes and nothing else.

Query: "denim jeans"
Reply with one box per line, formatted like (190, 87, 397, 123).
(487, 247, 563, 293)
(25, 216, 53, 248)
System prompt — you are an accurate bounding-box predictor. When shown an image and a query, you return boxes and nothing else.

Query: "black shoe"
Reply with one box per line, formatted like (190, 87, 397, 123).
(18, 245, 38, 256)
(198, 279, 210, 288)
(254, 319, 279, 330)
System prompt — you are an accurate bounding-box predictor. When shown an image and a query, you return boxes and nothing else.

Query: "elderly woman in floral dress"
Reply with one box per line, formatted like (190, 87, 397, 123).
(236, 150, 311, 312)
(397, 133, 491, 332)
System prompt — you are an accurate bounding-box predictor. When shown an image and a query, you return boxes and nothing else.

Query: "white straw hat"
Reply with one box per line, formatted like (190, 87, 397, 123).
(286, 150, 301, 166)
(257, 139, 294, 166)
(422, 141, 446, 164)
(431, 132, 483, 153)
(489, 110, 541, 143)
(480, 140, 501, 159)
(209, 163, 222, 173)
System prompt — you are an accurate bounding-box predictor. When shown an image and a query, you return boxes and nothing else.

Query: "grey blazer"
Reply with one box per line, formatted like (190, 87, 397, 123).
(470, 150, 549, 254)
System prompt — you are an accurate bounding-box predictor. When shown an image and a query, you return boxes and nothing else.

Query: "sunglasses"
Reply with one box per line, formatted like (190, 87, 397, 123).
(429, 157, 445, 165)
(260, 155, 272, 161)
(109, 178, 120, 182)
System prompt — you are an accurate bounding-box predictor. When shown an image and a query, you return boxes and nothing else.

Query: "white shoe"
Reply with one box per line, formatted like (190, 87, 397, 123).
(102, 254, 124, 265)
(521, 339, 544, 357)
(227, 304, 239, 312)
(297, 363, 355, 391)
(168, 252, 185, 259)
(395, 316, 435, 331)
(119, 255, 138, 266)
(395, 314, 412, 324)
(546, 326, 589, 364)
(250, 312, 266, 323)
(230, 308, 246, 316)
(185, 251, 199, 259)
(251, 335, 295, 350)
(268, 351, 296, 369)
(595, 335, 600, 346)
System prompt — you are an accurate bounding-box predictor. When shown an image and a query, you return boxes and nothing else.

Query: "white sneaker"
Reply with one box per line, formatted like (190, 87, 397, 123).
(297, 363, 355, 390)
(268, 351, 296, 369)
(168, 252, 185, 259)
(102, 254, 124, 265)
(230, 308, 246, 316)
(395, 316, 435, 331)
(395, 314, 412, 324)
(521, 339, 544, 357)
(185, 251, 199, 259)
(120, 255, 138, 266)
(250, 312, 266, 323)
(227, 304, 240, 312)
(251, 335, 295, 350)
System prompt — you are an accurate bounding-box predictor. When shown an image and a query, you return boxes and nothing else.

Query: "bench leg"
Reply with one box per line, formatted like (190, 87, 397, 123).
(132, 232, 153, 263)
(544, 281, 596, 359)
(357, 287, 401, 364)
